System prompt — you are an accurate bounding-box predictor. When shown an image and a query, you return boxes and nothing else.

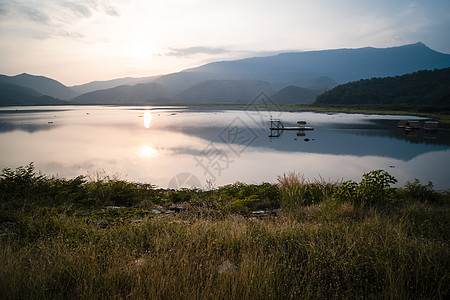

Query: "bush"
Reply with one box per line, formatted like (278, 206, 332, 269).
(190, 182, 280, 213)
(403, 179, 438, 202)
(0, 163, 46, 199)
(168, 188, 198, 203)
(333, 170, 397, 207)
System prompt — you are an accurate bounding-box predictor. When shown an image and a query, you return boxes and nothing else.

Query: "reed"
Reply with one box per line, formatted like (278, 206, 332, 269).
(277, 171, 308, 208)
(277, 172, 341, 208)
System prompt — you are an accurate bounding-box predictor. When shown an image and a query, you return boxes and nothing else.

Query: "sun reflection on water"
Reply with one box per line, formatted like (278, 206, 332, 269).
(143, 110, 152, 128)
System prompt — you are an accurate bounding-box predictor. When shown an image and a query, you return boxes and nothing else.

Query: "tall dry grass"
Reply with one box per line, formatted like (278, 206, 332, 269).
(1, 203, 448, 299)
(277, 172, 340, 208)
(277, 172, 308, 208)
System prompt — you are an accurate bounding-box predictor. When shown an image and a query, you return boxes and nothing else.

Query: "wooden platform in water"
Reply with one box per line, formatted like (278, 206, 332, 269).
(269, 119, 314, 131)
(270, 126, 314, 131)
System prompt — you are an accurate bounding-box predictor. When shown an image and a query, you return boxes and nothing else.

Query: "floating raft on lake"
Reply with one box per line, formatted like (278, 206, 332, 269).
(398, 120, 439, 131)
(270, 119, 314, 131)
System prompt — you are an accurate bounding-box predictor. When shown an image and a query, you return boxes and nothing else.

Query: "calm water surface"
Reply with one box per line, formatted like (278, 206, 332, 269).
(0, 106, 449, 189)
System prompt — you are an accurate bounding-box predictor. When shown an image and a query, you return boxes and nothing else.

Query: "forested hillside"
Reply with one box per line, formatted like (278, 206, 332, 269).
(314, 68, 450, 109)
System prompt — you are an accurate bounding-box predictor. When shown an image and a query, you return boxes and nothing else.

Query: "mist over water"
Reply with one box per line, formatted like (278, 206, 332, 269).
(0, 106, 449, 189)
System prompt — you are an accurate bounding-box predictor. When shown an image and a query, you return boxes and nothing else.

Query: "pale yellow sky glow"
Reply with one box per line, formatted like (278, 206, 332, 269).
(0, 0, 449, 86)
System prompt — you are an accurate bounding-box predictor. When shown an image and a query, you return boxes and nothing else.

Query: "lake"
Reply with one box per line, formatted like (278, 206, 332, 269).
(0, 105, 449, 190)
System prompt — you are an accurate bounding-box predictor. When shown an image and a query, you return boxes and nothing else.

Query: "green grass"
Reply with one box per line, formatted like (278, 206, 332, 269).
(1, 165, 449, 299)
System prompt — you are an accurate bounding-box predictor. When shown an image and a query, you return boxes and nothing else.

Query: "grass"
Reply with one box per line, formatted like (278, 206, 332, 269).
(0, 164, 449, 299)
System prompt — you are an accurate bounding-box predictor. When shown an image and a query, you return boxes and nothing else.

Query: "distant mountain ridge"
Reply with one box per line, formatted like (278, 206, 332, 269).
(154, 42, 450, 94)
(2, 42, 450, 106)
(0, 73, 77, 100)
(68, 43, 450, 105)
(70, 76, 160, 95)
(71, 82, 170, 104)
(0, 82, 65, 105)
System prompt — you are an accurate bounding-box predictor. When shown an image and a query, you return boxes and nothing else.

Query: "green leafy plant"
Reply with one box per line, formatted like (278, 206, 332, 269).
(0, 163, 46, 199)
(333, 170, 397, 207)
(403, 179, 437, 202)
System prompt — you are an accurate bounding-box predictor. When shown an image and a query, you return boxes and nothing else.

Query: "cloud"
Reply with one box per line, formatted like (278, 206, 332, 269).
(18, 5, 50, 24)
(3, 1, 120, 23)
(102, 4, 119, 17)
(63, 2, 93, 18)
(58, 30, 85, 39)
(165, 46, 229, 57)
(0, 0, 121, 42)
(61, 0, 120, 19)
(0, 3, 7, 15)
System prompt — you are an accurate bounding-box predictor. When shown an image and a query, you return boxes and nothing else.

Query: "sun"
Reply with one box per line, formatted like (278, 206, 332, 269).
(138, 145, 158, 158)
(129, 41, 158, 60)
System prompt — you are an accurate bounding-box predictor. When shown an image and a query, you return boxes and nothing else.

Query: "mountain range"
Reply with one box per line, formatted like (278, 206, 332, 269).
(0, 73, 77, 100)
(70, 76, 160, 95)
(1, 42, 450, 106)
(0, 82, 65, 105)
(162, 42, 449, 87)
(71, 82, 169, 104)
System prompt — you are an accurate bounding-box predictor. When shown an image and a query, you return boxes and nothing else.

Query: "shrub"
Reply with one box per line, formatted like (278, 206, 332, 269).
(0, 163, 46, 199)
(169, 188, 198, 203)
(403, 179, 438, 202)
(45, 176, 87, 206)
(190, 182, 279, 212)
(333, 170, 397, 207)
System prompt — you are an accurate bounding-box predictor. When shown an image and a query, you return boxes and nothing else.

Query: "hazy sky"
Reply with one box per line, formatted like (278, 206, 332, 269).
(0, 0, 449, 86)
